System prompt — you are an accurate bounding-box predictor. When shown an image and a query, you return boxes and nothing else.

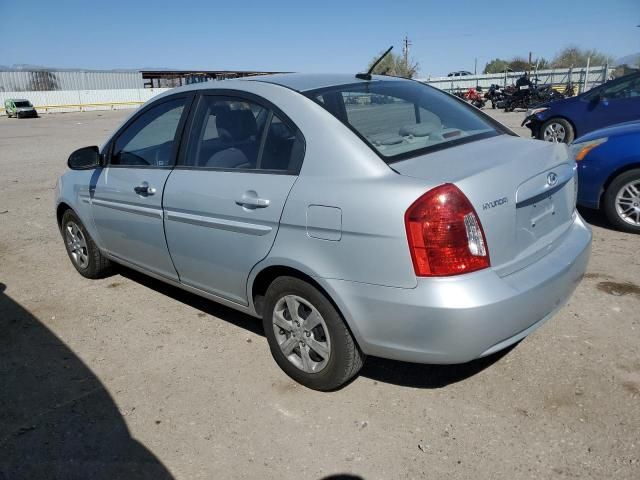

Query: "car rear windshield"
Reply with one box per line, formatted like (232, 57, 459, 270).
(14, 101, 32, 108)
(306, 81, 503, 163)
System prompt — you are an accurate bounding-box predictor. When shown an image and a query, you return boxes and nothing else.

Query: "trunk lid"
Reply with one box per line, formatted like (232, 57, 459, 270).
(392, 134, 577, 275)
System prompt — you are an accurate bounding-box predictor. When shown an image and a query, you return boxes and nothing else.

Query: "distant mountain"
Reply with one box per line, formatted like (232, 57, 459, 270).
(0, 64, 143, 72)
(615, 53, 640, 67)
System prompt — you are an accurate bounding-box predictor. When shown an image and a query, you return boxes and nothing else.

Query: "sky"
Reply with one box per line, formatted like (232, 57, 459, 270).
(2, 0, 639, 78)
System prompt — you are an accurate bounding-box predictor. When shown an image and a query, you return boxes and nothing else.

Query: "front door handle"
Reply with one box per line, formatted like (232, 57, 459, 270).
(134, 182, 156, 196)
(235, 191, 270, 209)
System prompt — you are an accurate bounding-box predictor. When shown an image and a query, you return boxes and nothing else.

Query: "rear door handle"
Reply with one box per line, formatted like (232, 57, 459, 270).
(235, 192, 270, 209)
(134, 182, 156, 196)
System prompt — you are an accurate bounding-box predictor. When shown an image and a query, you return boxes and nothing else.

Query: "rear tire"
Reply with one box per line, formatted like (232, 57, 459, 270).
(262, 276, 365, 391)
(602, 169, 640, 234)
(61, 209, 112, 278)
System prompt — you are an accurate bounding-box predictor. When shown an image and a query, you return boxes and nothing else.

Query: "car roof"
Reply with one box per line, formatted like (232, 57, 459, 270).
(166, 73, 410, 96)
(242, 73, 410, 92)
(7, 98, 29, 102)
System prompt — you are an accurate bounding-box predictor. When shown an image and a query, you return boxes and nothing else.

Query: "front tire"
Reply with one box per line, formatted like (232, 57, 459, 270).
(61, 209, 112, 278)
(603, 169, 640, 234)
(262, 276, 365, 391)
(539, 118, 574, 144)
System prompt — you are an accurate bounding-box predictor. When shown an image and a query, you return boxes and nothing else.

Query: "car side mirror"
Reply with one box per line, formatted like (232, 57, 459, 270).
(68, 146, 102, 170)
(590, 93, 602, 105)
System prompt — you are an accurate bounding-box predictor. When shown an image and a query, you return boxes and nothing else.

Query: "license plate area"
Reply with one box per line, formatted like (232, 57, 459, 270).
(516, 187, 572, 247)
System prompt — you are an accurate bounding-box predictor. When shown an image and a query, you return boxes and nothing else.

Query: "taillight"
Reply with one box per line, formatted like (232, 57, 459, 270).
(405, 184, 490, 276)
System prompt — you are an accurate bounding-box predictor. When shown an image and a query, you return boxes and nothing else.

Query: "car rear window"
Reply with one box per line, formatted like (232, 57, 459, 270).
(306, 81, 503, 163)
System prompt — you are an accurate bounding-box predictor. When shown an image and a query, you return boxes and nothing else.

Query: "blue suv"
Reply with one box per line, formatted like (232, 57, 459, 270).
(523, 72, 640, 143)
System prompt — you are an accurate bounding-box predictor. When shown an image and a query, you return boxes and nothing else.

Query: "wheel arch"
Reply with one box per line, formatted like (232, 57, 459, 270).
(249, 262, 365, 349)
(252, 265, 335, 316)
(599, 162, 640, 209)
(56, 202, 74, 231)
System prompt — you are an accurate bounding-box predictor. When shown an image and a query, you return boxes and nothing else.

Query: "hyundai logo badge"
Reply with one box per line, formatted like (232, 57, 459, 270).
(547, 172, 558, 187)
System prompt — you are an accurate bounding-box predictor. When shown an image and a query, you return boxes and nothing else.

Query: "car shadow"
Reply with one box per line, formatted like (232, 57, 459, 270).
(0, 283, 174, 479)
(117, 267, 264, 336)
(358, 346, 515, 389)
(578, 205, 611, 230)
(117, 266, 514, 389)
(320, 475, 365, 480)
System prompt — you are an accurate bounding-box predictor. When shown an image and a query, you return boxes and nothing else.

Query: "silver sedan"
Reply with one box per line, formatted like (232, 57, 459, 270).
(56, 74, 592, 390)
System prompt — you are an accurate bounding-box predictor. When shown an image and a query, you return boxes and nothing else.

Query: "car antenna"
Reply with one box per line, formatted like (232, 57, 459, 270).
(356, 46, 393, 81)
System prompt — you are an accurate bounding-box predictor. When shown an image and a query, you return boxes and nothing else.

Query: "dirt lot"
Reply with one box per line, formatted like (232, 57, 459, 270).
(1, 108, 639, 479)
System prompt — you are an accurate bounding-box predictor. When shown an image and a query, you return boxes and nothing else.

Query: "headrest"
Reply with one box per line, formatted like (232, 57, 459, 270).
(216, 109, 258, 141)
(399, 122, 439, 137)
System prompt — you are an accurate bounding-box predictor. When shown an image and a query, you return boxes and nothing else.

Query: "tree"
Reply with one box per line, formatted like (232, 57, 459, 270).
(552, 47, 614, 68)
(534, 57, 550, 70)
(508, 57, 530, 72)
(485, 56, 549, 74)
(483, 58, 510, 74)
(368, 50, 419, 79)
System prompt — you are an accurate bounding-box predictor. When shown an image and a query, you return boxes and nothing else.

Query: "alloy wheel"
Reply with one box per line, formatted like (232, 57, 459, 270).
(615, 180, 640, 227)
(65, 221, 89, 268)
(272, 295, 331, 373)
(542, 122, 566, 142)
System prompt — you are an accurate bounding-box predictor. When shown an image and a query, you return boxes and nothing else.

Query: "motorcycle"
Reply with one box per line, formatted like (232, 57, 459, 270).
(484, 84, 503, 109)
(500, 82, 565, 112)
(464, 87, 486, 108)
(501, 83, 534, 112)
(452, 89, 467, 100)
(534, 85, 565, 104)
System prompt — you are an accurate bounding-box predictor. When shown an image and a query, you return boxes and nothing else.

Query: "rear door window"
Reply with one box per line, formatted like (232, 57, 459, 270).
(601, 76, 640, 99)
(183, 95, 304, 172)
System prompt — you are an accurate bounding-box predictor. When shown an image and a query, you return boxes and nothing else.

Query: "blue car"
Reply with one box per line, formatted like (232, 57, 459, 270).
(523, 71, 640, 144)
(570, 121, 640, 233)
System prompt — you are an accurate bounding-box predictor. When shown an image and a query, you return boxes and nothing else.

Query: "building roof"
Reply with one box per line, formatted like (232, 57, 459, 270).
(140, 70, 287, 78)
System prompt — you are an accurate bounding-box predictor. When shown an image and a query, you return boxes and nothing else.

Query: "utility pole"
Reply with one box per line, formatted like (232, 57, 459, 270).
(402, 35, 412, 67)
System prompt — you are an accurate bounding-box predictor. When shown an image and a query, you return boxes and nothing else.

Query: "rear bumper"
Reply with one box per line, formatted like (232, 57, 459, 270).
(324, 214, 592, 364)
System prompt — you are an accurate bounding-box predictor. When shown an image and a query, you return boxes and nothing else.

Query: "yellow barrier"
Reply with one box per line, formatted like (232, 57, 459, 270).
(1, 101, 145, 114)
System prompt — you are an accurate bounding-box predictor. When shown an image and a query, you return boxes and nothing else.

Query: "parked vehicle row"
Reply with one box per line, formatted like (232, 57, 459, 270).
(454, 76, 570, 112)
(56, 73, 591, 390)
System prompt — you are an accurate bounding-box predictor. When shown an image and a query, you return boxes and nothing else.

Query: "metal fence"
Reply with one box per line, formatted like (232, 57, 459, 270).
(418, 66, 610, 94)
(0, 71, 144, 92)
(0, 88, 170, 114)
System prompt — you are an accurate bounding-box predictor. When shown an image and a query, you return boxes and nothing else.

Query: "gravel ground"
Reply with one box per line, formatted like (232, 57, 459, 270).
(0, 108, 638, 480)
